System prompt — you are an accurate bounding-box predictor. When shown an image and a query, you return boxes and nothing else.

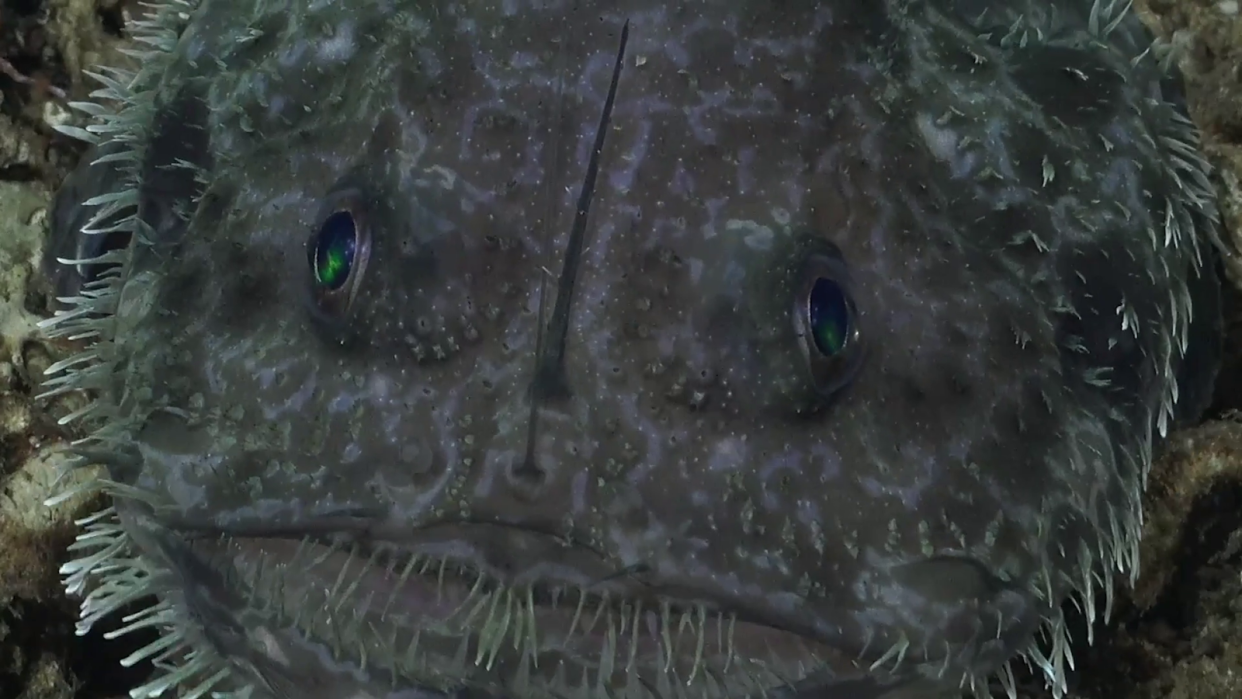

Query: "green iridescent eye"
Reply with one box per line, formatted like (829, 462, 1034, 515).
(313, 211, 358, 291)
(797, 252, 864, 398)
(307, 197, 370, 318)
(808, 278, 849, 356)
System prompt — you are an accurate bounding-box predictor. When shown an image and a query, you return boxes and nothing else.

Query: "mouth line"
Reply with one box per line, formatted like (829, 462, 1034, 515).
(167, 514, 812, 636)
(181, 526, 850, 698)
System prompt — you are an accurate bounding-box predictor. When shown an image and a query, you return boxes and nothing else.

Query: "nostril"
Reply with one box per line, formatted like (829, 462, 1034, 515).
(511, 453, 544, 482)
(504, 451, 546, 501)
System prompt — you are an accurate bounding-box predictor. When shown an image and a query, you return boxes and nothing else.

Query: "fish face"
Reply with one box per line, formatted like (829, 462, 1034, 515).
(42, 1, 1225, 699)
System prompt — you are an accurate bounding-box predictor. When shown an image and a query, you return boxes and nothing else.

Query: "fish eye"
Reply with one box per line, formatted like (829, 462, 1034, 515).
(307, 195, 370, 315)
(314, 211, 357, 290)
(809, 278, 851, 356)
(794, 253, 864, 396)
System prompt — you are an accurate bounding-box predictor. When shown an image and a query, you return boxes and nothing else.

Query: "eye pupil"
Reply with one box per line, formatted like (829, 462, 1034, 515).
(314, 211, 357, 290)
(809, 277, 850, 356)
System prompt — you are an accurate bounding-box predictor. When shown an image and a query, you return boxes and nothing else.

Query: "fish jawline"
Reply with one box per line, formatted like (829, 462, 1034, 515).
(183, 534, 850, 698)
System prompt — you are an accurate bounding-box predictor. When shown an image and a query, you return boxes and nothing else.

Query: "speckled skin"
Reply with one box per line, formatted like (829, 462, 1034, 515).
(44, 1, 1225, 699)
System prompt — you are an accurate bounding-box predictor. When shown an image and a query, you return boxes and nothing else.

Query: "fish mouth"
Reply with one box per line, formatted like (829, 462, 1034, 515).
(171, 521, 871, 699)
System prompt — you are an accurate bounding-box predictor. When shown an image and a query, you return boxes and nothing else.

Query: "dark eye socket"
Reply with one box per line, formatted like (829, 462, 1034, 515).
(307, 193, 370, 316)
(795, 254, 864, 396)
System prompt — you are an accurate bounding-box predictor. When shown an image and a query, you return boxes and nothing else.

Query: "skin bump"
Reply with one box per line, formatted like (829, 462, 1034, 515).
(40, 2, 1229, 699)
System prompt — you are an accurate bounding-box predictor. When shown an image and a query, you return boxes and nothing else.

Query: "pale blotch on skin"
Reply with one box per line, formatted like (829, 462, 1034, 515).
(39, 1, 1228, 699)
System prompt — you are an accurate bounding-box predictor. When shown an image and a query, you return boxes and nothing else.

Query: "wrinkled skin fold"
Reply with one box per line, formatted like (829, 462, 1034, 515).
(41, 1, 1226, 699)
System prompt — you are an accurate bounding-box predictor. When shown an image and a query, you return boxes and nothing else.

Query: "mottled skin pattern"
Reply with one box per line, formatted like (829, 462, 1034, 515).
(43, 1, 1225, 699)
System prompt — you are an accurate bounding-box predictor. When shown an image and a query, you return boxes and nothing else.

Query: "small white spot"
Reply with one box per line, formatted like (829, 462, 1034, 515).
(728, 219, 775, 251)
(316, 21, 356, 64)
(42, 100, 72, 131)
(915, 112, 959, 163)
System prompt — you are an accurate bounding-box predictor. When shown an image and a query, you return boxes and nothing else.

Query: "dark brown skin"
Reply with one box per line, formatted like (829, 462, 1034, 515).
(43, 1, 1225, 698)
